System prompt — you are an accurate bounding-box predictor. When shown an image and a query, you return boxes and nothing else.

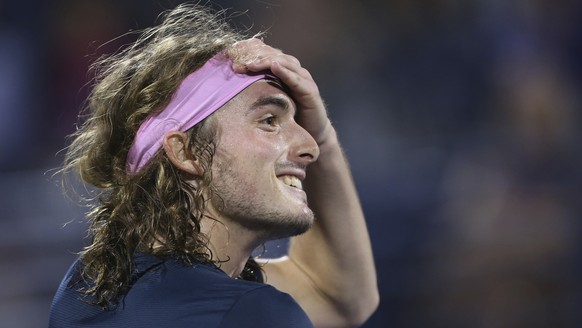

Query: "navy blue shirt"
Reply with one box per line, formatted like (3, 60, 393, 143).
(49, 254, 314, 327)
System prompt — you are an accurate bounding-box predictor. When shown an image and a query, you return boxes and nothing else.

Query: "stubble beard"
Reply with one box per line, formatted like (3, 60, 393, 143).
(209, 161, 314, 241)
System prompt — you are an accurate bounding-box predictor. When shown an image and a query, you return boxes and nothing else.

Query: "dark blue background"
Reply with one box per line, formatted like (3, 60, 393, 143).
(1, 1, 581, 327)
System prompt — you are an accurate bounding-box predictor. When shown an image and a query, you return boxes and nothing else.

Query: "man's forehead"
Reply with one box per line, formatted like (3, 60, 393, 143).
(241, 80, 295, 110)
(212, 79, 295, 118)
(250, 81, 295, 112)
(249, 79, 289, 97)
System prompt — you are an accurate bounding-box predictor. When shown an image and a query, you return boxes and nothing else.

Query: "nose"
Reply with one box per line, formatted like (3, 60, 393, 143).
(289, 123, 320, 165)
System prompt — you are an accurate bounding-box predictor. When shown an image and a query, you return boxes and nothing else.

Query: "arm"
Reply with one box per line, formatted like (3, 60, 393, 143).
(232, 39, 379, 327)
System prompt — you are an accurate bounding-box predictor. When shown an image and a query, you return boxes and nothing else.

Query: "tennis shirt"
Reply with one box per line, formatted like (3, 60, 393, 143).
(49, 253, 314, 327)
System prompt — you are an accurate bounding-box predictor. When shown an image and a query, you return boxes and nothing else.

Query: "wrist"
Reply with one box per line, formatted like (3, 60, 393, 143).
(315, 125, 343, 158)
(314, 121, 336, 147)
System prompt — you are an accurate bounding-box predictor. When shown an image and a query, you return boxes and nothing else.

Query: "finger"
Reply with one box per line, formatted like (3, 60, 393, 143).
(230, 39, 286, 72)
(245, 55, 306, 80)
(231, 37, 264, 53)
(270, 61, 320, 102)
(231, 38, 282, 62)
(229, 38, 262, 72)
(248, 53, 301, 70)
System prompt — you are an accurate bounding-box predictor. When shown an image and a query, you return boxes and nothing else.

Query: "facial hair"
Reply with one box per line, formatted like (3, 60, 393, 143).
(208, 157, 314, 240)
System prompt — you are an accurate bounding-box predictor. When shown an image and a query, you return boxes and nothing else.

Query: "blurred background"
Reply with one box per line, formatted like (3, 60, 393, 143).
(1, 0, 581, 327)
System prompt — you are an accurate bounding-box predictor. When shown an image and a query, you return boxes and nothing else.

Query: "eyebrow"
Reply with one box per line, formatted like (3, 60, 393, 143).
(249, 95, 295, 115)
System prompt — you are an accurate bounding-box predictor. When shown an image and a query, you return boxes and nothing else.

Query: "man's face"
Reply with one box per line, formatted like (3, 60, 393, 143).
(207, 80, 319, 240)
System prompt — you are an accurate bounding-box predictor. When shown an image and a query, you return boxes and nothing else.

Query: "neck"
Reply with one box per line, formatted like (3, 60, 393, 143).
(200, 215, 263, 278)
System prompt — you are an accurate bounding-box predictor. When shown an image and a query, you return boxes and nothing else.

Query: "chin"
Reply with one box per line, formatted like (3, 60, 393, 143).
(275, 208, 314, 238)
(266, 218, 312, 241)
(247, 207, 314, 241)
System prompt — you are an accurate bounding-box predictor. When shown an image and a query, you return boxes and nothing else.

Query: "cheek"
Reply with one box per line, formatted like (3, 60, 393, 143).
(212, 149, 276, 199)
(213, 137, 272, 186)
(219, 127, 284, 163)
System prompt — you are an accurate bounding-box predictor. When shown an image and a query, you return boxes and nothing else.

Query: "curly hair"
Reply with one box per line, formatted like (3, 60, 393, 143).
(61, 3, 256, 308)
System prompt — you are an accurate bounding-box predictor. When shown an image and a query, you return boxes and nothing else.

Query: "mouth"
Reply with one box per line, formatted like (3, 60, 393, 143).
(278, 175, 303, 190)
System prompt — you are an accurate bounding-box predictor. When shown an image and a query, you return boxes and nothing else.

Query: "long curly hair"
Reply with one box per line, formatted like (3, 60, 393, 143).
(61, 3, 256, 308)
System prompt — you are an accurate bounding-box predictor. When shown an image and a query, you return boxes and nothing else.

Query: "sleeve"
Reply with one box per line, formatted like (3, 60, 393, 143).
(219, 285, 314, 328)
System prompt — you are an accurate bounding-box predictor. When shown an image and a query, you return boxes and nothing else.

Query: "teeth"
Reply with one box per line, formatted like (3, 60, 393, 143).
(281, 175, 303, 190)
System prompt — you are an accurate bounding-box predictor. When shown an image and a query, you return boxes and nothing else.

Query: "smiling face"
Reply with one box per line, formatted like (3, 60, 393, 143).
(206, 79, 320, 240)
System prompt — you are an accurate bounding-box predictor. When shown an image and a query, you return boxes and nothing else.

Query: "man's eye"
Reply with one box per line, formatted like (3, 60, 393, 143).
(261, 116, 278, 126)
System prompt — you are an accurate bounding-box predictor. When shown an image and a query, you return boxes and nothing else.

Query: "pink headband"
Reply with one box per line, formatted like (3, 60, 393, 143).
(126, 54, 276, 173)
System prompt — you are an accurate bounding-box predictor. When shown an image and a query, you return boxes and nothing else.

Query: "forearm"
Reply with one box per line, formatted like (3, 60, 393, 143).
(288, 127, 379, 325)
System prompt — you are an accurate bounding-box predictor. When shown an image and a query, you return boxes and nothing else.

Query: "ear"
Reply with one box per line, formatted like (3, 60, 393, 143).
(162, 131, 203, 176)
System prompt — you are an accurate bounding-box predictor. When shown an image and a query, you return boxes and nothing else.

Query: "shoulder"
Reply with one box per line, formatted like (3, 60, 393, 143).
(49, 259, 103, 327)
(128, 255, 264, 298)
(124, 257, 313, 327)
(219, 285, 314, 328)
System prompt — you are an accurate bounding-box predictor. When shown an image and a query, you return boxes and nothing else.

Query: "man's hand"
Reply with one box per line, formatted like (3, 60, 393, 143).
(230, 38, 333, 146)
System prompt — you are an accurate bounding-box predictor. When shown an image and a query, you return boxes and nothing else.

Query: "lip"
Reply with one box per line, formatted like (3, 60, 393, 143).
(275, 169, 306, 181)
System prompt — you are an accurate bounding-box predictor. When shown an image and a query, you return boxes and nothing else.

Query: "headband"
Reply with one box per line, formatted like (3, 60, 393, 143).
(126, 54, 276, 173)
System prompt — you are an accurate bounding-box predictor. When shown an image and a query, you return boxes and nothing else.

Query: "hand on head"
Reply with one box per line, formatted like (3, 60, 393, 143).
(229, 38, 333, 146)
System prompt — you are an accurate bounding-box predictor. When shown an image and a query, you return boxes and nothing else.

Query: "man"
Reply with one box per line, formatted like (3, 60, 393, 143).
(49, 3, 378, 327)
